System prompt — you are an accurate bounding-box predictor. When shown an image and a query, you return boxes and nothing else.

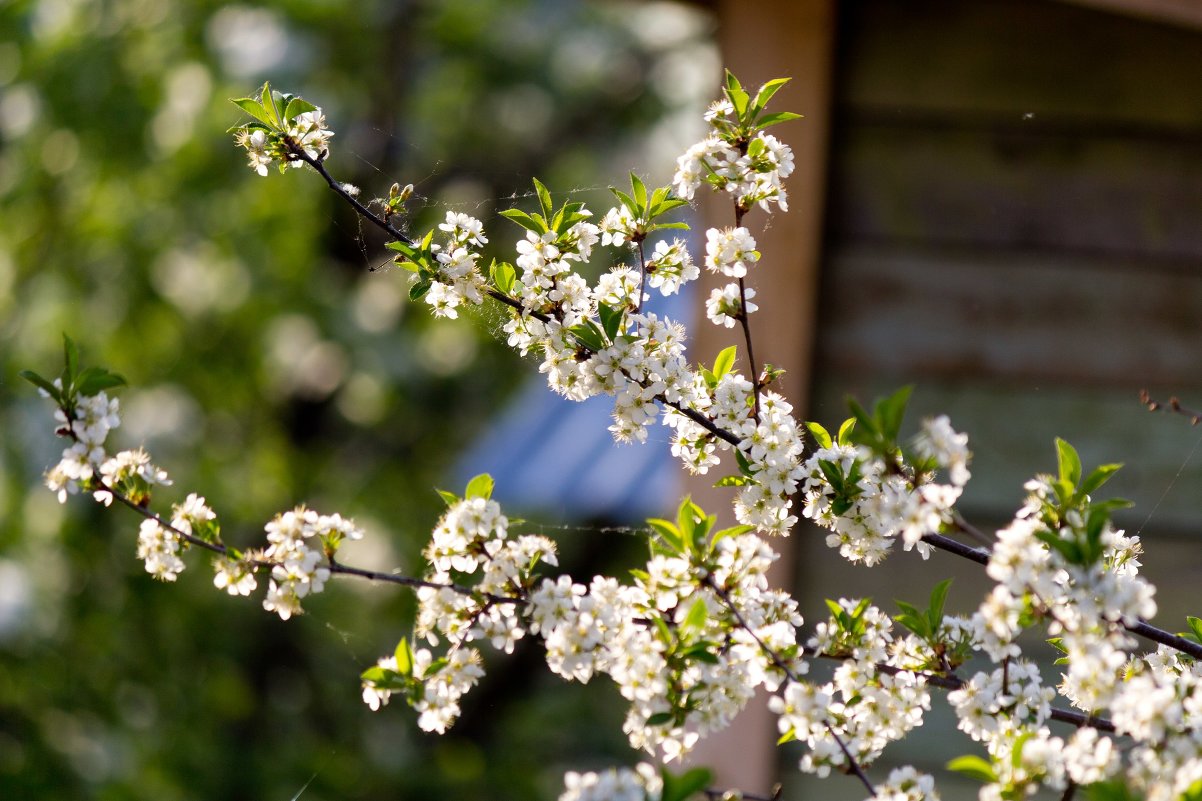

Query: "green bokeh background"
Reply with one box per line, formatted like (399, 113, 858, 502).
(0, 1, 716, 797)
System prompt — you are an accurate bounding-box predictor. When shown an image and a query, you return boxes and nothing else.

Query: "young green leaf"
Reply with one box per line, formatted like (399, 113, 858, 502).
(532, 178, 554, 221)
(751, 77, 790, 114)
(630, 173, 648, 211)
(712, 345, 737, 379)
(682, 597, 708, 633)
(660, 767, 712, 801)
(464, 473, 494, 500)
(805, 421, 832, 449)
(63, 334, 80, 384)
(394, 637, 414, 675)
(282, 97, 317, 123)
(946, 754, 996, 783)
(1056, 437, 1083, 487)
(755, 110, 804, 129)
(598, 303, 624, 343)
(231, 97, 277, 128)
(19, 370, 60, 401)
(409, 278, 433, 302)
(498, 208, 546, 234)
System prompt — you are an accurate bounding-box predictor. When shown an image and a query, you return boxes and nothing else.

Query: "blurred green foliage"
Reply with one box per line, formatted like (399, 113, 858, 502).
(0, 0, 715, 797)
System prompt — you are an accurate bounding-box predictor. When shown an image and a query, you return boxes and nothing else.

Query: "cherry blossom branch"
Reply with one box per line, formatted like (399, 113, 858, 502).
(814, 654, 1118, 735)
(96, 474, 520, 603)
(285, 112, 1202, 682)
(287, 143, 414, 245)
(286, 151, 747, 453)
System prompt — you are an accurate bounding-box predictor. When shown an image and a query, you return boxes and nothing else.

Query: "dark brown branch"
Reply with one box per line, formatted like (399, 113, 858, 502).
(288, 144, 413, 245)
(100, 478, 519, 604)
(1141, 389, 1202, 426)
(737, 275, 760, 422)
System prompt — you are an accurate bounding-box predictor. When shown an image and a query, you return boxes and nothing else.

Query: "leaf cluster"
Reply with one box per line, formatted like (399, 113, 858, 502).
(20, 334, 125, 419)
(645, 497, 753, 561)
(715, 71, 803, 141)
(1029, 439, 1130, 568)
(607, 172, 690, 240)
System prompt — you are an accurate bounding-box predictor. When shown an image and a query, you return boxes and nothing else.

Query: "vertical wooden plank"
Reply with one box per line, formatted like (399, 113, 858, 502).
(684, 0, 836, 792)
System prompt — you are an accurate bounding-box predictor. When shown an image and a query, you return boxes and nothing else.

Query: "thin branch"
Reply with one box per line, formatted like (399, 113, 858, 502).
(817, 654, 1117, 735)
(1140, 389, 1202, 425)
(288, 144, 413, 245)
(737, 275, 760, 422)
(100, 478, 520, 604)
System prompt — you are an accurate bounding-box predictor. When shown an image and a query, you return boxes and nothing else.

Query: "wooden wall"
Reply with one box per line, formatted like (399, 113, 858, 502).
(787, 1, 1202, 796)
(814, 0, 1202, 533)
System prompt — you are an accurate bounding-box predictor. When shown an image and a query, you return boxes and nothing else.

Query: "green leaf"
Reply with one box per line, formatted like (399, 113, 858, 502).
(491, 260, 516, 295)
(711, 346, 737, 379)
(805, 421, 832, 449)
(598, 303, 624, 343)
(609, 187, 637, 215)
(409, 278, 432, 302)
(259, 82, 281, 126)
(63, 334, 79, 384)
(568, 322, 605, 353)
(1081, 780, 1144, 801)
(709, 524, 754, 549)
(1183, 616, 1202, 644)
(660, 767, 712, 801)
(20, 370, 60, 400)
(630, 172, 648, 211)
(1079, 463, 1122, 497)
(648, 221, 690, 232)
(647, 518, 683, 553)
(734, 448, 756, 477)
(532, 178, 553, 221)
(776, 728, 797, 745)
(394, 637, 414, 675)
(928, 578, 952, 628)
(75, 366, 126, 396)
(498, 208, 546, 234)
(713, 475, 750, 488)
(947, 754, 996, 783)
(282, 97, 317, 123)
(1056, 437, 1082, 487)
(436, 489, 459, 506)
(875, 385, 913, 443)
(724, 69, 743, 94)
(464, 473, 494, 500)
(752, 77, 790, 113)
(231, 97, 277, 128)
(645, 711, 674, 727)
(755, 110, 804, 128)
(682, 598, 708, 633)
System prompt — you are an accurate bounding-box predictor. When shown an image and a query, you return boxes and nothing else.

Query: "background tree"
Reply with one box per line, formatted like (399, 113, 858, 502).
(0, 1, 717, 798)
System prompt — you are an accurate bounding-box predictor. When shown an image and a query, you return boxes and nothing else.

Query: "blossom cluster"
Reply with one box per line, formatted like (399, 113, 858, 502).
(673, 101, 795, 212)
(800, 414, 971, 565)
(772, 600, 931, 778)
(558, 763, 662, 801)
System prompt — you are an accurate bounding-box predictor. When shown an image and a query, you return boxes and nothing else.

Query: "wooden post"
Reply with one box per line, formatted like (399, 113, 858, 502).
(684, 0, 837, 793)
